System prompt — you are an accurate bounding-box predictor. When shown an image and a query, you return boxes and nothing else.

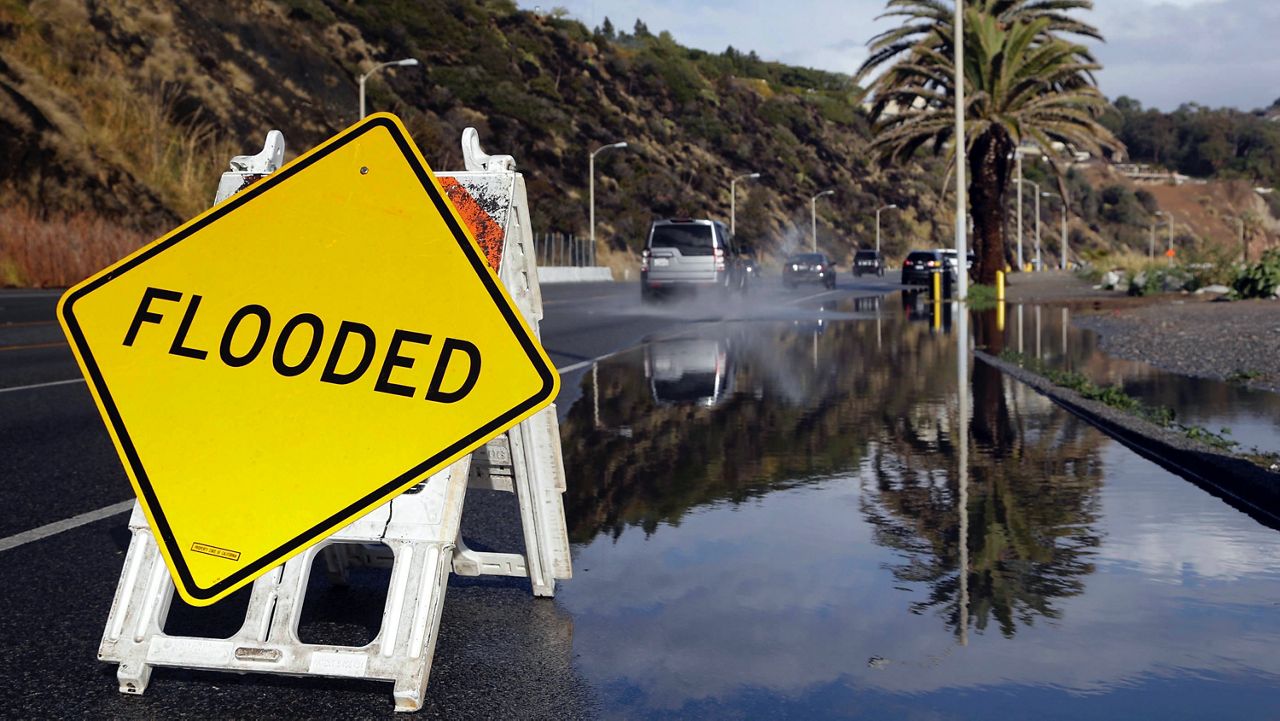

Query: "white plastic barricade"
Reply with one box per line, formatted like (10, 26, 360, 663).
(437, 128, 573, 595)
(97, 127, 571, 711)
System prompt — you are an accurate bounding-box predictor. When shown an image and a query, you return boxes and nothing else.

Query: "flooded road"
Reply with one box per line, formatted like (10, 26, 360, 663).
(986, 299, 1280, 456)
(555, 297, 1280, 719)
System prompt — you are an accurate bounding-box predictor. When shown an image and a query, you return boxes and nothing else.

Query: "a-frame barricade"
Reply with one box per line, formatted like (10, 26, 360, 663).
(97, 128, 570, 712)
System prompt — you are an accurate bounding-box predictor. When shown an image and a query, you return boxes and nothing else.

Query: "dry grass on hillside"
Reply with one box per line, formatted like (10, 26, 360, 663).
(4, 0, 239, 219)
(0, 204, 149, 288)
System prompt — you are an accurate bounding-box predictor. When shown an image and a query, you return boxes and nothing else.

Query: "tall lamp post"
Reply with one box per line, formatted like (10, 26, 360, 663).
(953, 0, 967, 301)
(731, 172, 761, 238)
(590, 141, 629, 261)
(1148, 217, 1167, 259)
(359, 58, 419, 119)
(1016, 179, 1041, 270)
(875, 204, 897, 255)
(1010, 144, 1042, 270)
(810, 189, 835, 252)
(1041, 191, 1068, 270)
(1155, 210, 1174, 256)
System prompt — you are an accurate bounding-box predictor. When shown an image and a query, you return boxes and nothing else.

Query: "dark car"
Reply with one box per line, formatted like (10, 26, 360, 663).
(901, 250, 944, 285)
(641, 218, 751, 302)
(783, 253, 836, 289)
(852, 249, 885, 277)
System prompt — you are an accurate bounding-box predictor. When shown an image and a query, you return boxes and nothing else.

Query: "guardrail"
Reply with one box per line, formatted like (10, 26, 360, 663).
(535, 232, 594, 267)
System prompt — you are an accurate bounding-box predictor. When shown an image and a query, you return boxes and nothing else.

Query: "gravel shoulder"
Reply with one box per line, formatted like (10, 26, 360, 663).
(1073, 298, 1280, 393)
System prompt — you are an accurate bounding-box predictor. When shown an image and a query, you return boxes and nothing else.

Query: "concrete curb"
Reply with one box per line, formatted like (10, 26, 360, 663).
(538, 266, 614, 284)
(975, 349, 1280, 524)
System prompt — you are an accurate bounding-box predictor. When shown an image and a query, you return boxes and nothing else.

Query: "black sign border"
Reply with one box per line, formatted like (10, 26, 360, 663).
(60, 116, 557, 602)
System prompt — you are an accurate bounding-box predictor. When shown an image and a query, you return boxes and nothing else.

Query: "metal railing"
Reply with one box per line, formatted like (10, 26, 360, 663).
(534, 232, 596, 267)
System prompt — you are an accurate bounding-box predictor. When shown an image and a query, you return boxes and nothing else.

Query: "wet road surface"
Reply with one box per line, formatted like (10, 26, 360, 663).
(5, 278, 1280, 719)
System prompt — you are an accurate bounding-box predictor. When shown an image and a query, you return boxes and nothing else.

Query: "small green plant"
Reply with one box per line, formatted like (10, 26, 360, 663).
(965, 283, 997, 310)
(999, 350, 1266, 457)
(1183, 425, 1239, 451)
(1232, 249, 1280, 299)
(1226, 369, 1263, 384)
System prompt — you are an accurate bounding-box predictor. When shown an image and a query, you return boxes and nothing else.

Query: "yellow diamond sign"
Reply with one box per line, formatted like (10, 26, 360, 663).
(58, 114, 558, 606)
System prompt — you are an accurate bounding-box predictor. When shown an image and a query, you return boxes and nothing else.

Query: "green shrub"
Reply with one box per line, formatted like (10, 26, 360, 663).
(1232, 248, 1280, 299)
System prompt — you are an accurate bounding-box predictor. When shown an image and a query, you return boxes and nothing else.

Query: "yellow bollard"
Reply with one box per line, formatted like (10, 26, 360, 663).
(932, 270, 942, 300)
(997, 298, 1005, 332)
(996, 270, 1005, 302)
(932, 298, 941, 332)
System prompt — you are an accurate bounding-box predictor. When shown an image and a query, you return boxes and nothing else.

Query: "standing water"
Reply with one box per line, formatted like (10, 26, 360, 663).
(554, 297, 1280, 719)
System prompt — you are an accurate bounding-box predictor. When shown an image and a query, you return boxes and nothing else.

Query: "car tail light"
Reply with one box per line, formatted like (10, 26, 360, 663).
(714, 247, 726, 271)
(926, 261, 938, 268)
(641, 249, 650, 272)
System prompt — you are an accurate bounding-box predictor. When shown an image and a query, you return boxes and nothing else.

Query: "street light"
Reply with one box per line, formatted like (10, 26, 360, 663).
(358, 58, 419, 119)
(590, 141, 629, 261)
(1041, 191, 1068, 270)
(875, 204, 897, 255)
(810, 189, 835, 252)
(1148, 215, 1167, 259)
(1154, 210, 1174, 256)
(1010, 144, 1042, 270)
(731, 172, 761, 238)
(1015, 179, 1041, 270)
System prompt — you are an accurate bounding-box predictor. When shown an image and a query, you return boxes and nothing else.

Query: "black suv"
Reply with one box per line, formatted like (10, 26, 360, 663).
(901, 250, 944, 285)
(852, 249, 885, 277)
(783, 253, 836, 289)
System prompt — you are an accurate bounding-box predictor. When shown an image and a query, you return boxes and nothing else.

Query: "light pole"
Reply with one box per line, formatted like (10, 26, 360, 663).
(358, 58, 419, 119)
(1016, 179, 1041, 270)
(1155, 210, 1174, 256)
(875, 204, 897, 255)
(810, 189, 834, 252)
(731, 172, 760, 238)
(590, 141, 629, 261)
(1010, 144, 1041, 271)
(1041, 191, 1068, 270)
(953, 0, 967, 301)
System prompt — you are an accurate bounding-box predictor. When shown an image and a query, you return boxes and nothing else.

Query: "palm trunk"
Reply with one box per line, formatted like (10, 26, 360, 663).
(968, 132, 1013, 285)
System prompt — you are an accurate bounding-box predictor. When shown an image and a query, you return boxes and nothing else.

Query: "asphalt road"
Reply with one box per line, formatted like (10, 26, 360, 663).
(0, 272, 900, 718)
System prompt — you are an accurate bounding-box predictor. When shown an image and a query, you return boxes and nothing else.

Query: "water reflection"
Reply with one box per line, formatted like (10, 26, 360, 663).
(558, 301, 1280, 718)
(993, 302, 1280, 454)
(563, 307, 1106, 639)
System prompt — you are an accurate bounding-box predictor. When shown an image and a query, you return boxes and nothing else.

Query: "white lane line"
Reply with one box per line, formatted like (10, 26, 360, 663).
(787, 288, 845, 305)
(555, 349, 629, 376)
(0, 352, 629, 551)
(0, 378, 85, 394)
(0, 500, 134, 553)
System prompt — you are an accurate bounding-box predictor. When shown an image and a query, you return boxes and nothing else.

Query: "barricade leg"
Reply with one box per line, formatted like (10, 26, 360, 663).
(98, 458, 470, 712)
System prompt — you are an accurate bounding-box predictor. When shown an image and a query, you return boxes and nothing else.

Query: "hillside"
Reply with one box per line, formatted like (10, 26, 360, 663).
(1, 0, 1278, 287)
(0, 0, 957, 286)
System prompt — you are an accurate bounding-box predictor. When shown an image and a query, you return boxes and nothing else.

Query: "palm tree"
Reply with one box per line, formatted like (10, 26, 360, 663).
(859, 1, 1119, 283)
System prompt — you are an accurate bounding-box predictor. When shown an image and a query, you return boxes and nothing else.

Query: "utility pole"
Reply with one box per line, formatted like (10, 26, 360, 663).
(953, 0, 967, 300)
(1015, 150, 1023, 270)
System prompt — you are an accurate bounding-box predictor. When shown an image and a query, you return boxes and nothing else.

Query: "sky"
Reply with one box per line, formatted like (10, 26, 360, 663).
(521, 0, 1280, 111)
